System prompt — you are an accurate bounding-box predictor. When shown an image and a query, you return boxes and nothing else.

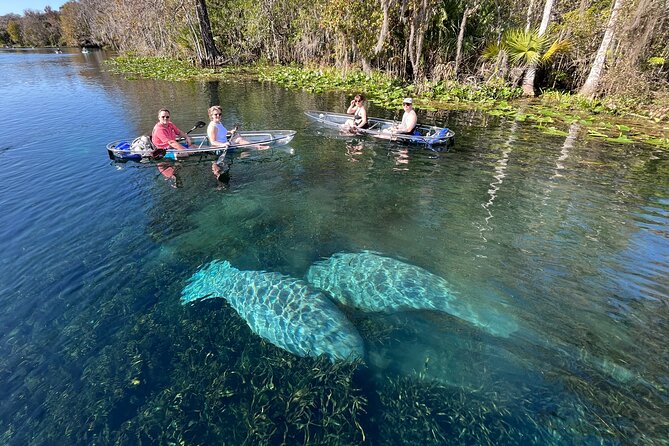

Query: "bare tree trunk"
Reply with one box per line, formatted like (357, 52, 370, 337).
(454, 2, 479, 78)
(194, 0, 219, 66)
(522, 0, 555, 96)
(525, 0, 535, 31)
(407, 0, 435, 81)
(579, 0, 624, 98)
(182, 7, 204, 62)
(374, 0, 391, 55)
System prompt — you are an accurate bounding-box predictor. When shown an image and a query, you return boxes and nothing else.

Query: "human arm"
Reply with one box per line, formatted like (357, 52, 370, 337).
(346, 100, 357, 114)
(176, 126, 193, 147)
(153, 123, 188, 150)
(393, 111, 417, 133)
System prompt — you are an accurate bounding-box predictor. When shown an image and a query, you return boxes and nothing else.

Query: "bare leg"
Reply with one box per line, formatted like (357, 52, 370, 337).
(231, 134, 269, 150)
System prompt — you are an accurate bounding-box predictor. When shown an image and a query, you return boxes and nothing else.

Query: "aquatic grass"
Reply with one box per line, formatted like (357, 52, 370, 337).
(0, 259, 370, 446)
(2, 229, 668, 445)
(374, 371, 637, 446)
(105, 55, 219, 81)
(257, 64, 407, 108)
(485, 101, 669, 148)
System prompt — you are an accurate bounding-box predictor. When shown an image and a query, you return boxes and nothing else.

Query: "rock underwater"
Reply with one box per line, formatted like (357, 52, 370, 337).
(306, 251, 518, 337)
(181, 260, 365, 362)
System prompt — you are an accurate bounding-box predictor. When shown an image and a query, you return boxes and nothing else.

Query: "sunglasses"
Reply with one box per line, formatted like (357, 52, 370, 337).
(403, 103, 411, 106)
(212, 113, 221, 116)
(160, 115, 170, 119)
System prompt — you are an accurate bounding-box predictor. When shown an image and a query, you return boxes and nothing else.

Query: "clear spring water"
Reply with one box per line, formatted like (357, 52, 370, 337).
(1, 48, 667, 445)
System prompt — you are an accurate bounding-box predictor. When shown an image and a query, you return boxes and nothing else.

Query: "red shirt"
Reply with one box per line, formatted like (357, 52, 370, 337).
(151, 122, 182, 149)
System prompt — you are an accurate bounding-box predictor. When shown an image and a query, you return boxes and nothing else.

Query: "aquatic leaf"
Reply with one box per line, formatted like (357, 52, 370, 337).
(605, 135, 634, 144)
(531, 116, 554, 124)
(488, 110, 506, 116)
(642, 137, 669, 148)
(588, 130, 609, 138)
(541, 127, 569, 136)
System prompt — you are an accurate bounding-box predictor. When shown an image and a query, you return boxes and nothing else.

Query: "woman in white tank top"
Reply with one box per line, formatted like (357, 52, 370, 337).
(207, 105, 233, 148)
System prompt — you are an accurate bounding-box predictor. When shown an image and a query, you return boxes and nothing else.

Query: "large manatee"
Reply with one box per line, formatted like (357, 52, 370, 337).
(306, 251, 518, 337)
(181, 260, 365, 362)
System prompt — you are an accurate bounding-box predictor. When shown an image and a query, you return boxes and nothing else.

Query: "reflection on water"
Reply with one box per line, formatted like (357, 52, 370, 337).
(345, 139, 365, 163)
(1, 49, 668, 445)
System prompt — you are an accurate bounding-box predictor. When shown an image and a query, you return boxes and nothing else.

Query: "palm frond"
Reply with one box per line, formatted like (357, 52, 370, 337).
(503, 28, 548, 67)
(541, 39, 571, 63)
(482, 42, 504, 61)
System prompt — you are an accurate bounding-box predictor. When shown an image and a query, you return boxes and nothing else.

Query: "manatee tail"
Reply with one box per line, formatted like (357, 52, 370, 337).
(180, 260, 238, 304)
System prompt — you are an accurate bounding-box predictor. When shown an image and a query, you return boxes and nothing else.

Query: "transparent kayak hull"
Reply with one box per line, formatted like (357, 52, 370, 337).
(304, 110, 455, 148)
(106, 130, 296, 161)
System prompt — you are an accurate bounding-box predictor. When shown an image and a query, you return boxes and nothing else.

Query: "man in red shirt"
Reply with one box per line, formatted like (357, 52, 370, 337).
(151, 108, 192, 151)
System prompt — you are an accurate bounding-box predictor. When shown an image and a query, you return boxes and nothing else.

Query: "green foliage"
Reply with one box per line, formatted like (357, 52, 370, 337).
(504, 28, 547, 66)
(59, 1, 88, 46)
(429, 79, 522, 102)
(320, 0, 382, 61)
(647, 56, 666, 66)
(105, 55, 668, 151)
(105, 56, 210, 81)
(541, 90, 608, 114)
(498, 28, 570, 68)
(257, 64, 406, 105)
(6, 20, 21, 45)
(257, 64, 523, 107)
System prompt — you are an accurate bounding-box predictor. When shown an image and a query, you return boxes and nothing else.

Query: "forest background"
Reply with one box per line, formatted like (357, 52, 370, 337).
(2, 0, 668, 120)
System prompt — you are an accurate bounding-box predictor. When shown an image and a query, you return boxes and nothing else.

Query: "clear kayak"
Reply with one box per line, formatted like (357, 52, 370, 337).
(304, 110, 455, 148)
(106, 130, 296, 162)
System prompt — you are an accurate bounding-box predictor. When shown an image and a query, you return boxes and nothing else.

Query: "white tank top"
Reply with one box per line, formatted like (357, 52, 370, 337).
(213, 122, 228, 143)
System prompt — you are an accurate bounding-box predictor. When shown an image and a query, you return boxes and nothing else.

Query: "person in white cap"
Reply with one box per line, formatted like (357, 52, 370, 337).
(385, 98, 417, 134)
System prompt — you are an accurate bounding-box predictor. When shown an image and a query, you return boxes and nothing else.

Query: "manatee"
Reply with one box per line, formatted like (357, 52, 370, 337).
(306, 251, 518, 337)
(181, 260, 365, 362)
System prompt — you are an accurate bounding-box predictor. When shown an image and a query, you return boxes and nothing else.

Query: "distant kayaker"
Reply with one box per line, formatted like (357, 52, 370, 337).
(385, 98, 417, 134)
(151, 108, 192, 152)
(343, 93, 368, 131)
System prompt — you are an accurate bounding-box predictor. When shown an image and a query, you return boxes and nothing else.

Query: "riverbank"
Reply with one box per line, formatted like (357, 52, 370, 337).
(105, 56, 669, 150)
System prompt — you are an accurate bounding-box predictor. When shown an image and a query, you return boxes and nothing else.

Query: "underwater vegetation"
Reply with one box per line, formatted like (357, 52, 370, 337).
(181, 260, 365, 362)
(306, 251, 518, 337)
(2, 267, 661, 445)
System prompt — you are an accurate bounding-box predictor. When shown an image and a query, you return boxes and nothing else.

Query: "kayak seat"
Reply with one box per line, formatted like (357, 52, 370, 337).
(115, 141, 131, 151)
(425, 128, 451, 144)
(409, 128, 424, 143)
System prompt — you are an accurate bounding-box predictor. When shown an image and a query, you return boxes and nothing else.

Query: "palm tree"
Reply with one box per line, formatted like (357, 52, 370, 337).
(484, 27, 569, 91)
(521, 0, 555, 96)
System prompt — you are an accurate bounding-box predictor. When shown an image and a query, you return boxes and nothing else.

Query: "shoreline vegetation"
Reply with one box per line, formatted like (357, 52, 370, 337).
(3, 0, 668, 149)
(106, 56, 669, 150)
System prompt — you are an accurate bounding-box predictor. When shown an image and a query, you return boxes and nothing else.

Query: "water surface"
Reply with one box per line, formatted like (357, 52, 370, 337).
(1, 48, 668, 445)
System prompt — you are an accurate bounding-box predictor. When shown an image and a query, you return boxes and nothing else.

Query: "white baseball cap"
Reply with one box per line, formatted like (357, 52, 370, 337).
(403, 97, 413, 104)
